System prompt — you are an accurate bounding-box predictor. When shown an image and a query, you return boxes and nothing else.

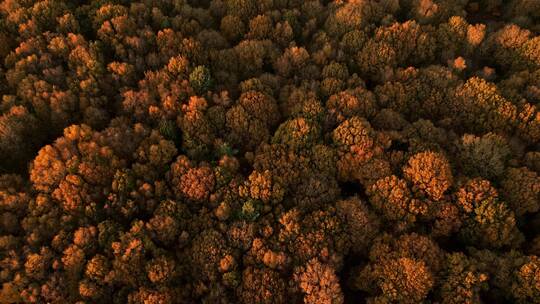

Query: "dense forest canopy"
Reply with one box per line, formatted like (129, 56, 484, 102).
(0, 0, 540, 303)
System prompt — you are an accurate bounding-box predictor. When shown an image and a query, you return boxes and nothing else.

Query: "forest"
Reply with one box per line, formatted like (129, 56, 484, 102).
(0, 0, 539, 303)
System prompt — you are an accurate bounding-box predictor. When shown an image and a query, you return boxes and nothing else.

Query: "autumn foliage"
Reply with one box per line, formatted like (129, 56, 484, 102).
(0, 0, 540, 303)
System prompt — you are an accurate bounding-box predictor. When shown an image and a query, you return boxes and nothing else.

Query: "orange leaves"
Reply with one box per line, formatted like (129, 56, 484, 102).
(403, 151, 453, 201)
(169, 155, 215, 203)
